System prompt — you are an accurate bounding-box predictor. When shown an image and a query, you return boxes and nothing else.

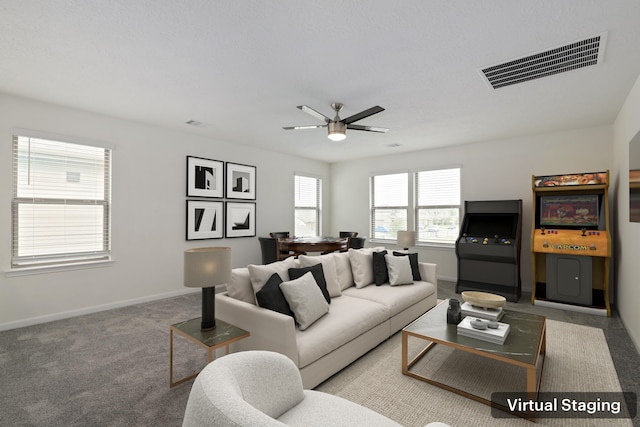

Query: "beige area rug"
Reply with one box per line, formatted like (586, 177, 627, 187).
(316, 320, 632, 427)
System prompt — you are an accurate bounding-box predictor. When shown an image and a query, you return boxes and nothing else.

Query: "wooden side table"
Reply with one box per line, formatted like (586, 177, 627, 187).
(169, 318, 249, 388)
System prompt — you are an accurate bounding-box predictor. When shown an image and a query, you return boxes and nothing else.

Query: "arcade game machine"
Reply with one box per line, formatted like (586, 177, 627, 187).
(531, 171, 611, 316)
(455, 200, 522, 302)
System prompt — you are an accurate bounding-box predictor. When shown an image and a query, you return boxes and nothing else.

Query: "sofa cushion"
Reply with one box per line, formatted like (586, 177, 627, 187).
(248, 257, 297, 296)
(226, 267, 256, 304)
(342, 281, 436, 318)
(392, 251, 422, 281)
(385, 254, 413, 286)
(296, 294, 388, 368)
(372, 250, 389, 285)
(280, 272, 329, 331)
(294, 295, 388, 368)
(298, 254, 341, 298)
(255, 273, 293, 317)
(288, 263, 331, 304)
(332, 251, 354, 291)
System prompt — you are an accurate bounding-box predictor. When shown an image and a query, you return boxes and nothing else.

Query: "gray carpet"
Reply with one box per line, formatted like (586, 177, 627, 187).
(0, 281, 638, 426)
(0, 294, 202, 427)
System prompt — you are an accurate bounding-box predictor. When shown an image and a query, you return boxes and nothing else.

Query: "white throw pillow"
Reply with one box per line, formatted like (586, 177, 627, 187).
(385, 254, 414, 286)
(349, 248, 376, 288)
(248, 257, 296, 296)
(279, 272, 329, 330)
(225, 268, 256, 304)
(332, 251, 354, 290)
(298, 254, 342, 297)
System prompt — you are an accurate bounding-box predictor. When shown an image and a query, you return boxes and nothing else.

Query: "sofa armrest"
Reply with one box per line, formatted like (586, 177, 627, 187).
(418, 262, 437, 285)
(215, 292, 299, 366)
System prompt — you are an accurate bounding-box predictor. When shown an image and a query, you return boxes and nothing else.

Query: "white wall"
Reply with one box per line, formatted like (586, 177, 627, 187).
(612, 74, 640, 352)
(331, 126, 613, 289)
(0, 94, 330, 329)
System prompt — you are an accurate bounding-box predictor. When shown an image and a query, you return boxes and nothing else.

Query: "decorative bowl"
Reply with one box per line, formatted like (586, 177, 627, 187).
(461, 291, 506, 309)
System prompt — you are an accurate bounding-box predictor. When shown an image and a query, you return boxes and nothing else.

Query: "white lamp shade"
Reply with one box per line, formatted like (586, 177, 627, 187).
(397, 231, 416, 248)
(184, 247, 231, 288)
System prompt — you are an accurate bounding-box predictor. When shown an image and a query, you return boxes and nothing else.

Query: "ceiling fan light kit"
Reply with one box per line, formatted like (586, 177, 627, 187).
(284, 102, 388, 141)
(328, 121, 346, 141)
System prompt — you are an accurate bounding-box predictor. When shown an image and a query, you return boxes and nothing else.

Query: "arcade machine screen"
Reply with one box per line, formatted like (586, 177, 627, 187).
(539, 195, 599, 229)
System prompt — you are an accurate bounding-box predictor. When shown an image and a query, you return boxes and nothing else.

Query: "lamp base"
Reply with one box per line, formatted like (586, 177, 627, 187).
(200, 287, 216, 331)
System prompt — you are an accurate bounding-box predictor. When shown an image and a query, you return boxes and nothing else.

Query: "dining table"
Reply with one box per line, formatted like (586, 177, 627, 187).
(277, 236, 349, 256)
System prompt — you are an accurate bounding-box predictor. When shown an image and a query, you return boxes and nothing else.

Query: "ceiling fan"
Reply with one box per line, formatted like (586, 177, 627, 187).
(283, 103, 388, 141)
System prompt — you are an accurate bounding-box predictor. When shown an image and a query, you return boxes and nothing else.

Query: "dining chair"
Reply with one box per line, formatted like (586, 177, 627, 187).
(347, 237, 365, 250)
(339, 231, 358, 237)
(258, 237, 278, 264)
(274, 238, 306, 261)
(270, 232, 291, 239)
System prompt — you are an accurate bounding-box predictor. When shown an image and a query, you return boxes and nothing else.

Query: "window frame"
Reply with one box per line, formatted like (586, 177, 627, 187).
(294, 173, 322, 237)
(370, 167, 461, 247)
(10, 129, 113, 272)
(414, 167, 461, 246)
(370, 171, 410, 241)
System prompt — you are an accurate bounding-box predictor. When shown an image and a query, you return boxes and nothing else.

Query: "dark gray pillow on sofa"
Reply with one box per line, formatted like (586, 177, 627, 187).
(288, 263, 331, 304)
(372, 250, 389, 285)
(255, 273, 293, 317)
(392, 251, 422, 281)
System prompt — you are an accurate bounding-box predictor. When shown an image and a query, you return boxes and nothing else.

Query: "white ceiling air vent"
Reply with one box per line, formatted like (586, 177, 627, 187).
(480, 32, 607, 89)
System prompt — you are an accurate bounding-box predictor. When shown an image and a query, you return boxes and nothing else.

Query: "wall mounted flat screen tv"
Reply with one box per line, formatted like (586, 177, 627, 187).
(539, 195, 599, 228)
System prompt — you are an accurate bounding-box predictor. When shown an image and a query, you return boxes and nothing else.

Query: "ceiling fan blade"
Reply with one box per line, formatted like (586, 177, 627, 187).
(283, 124, 327, 130)
(347, 124, 389, 133)
(297, 105, 331, 123)
(341, 106, 385, 124)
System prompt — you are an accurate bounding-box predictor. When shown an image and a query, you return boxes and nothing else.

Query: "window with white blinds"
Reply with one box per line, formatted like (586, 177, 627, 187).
(370, 168, 460, 244)
(370, 173, 408, 240)
(11, 134, 112, 267)
(415, 168, 460, 244)
(294, 174, 321, 237)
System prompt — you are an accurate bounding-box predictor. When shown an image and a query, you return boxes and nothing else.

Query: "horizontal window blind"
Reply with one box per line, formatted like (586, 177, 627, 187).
(12, 135, 112, 267)
(294, 175, 321, 237)
(371, 173, 408, 240)
(416, 168, 460, 206)
(416, 168, 460, 244)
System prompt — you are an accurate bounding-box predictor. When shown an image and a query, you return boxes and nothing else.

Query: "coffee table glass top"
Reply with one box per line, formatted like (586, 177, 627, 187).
(404, 300, 545, 366)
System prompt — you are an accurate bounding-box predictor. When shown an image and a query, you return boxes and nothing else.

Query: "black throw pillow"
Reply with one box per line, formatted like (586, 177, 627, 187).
(255, 273, 293, 317)
(288, 263, 331, 304)
(372, 250, 389, 286)
(393, 251, 422, 281)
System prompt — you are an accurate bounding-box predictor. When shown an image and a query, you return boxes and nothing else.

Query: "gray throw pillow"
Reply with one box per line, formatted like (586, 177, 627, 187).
(279, 272, 329, 330)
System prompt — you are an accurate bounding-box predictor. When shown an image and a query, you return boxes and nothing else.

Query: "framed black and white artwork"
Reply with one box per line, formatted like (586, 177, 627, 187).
(187, 156, 224, 198)
(226, 162, 256, 200)
(225, 202, 256, 238)
(186, 200, 224, 240)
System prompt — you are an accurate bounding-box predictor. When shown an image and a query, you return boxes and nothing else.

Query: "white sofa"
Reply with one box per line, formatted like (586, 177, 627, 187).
(215, 248, 438, 389)
(183, 350, 450, 427)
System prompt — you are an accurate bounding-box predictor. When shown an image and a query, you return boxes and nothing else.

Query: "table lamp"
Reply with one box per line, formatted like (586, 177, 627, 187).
(184, 247, 231, 331)
(397, 230, 416, 251)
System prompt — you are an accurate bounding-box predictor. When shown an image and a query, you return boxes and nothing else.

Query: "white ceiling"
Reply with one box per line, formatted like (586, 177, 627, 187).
(2, 1, 640, 163)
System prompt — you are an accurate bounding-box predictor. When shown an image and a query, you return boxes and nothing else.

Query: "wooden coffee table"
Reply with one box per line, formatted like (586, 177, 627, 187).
(402, 300, 546, 415)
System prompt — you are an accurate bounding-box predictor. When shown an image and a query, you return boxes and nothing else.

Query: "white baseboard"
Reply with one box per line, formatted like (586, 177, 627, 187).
(0, 288, 200, 332)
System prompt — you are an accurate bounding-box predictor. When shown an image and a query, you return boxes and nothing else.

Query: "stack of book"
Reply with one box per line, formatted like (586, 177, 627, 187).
(457, 316, 510, 344)
(461, 301, 504, 321)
